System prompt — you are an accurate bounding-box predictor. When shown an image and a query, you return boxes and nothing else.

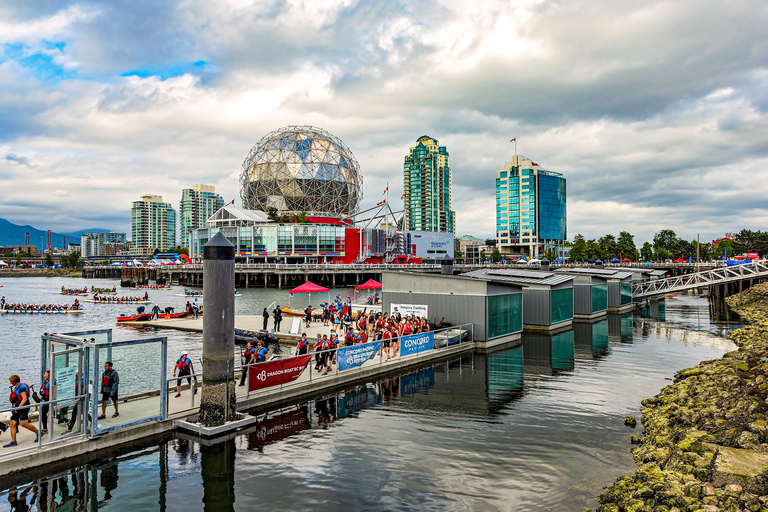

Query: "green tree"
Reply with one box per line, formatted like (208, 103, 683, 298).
(490, 248, 502, 263)
(616, 231, 638, 261)
(653, 229, 678, 254)
(62, 252, 82, 268)
(45, 253, 54, 267)
(543, 248, 557, 262)
(168, 246, 190, 255)
(569, 234, 587, 262)
(640, 242, 654, 262)
(586, 239, 600, 260)
(598, 234, 617, 260)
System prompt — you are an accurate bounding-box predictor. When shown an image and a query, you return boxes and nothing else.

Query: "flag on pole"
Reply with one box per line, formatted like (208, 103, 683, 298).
(227, 199, 235, 206)
(401, 192, 406, 199)
(531, 162, 538, 166)
(383, 185, 388, 195)
(510, 138, 516, 142)
(376, 200, 385, 206)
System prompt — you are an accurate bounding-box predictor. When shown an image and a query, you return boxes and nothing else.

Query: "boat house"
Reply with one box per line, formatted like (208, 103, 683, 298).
(554, 268, 634, 313)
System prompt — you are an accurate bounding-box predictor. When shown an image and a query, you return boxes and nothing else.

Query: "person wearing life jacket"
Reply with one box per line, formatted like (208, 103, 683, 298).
(256, 341, 268, 363)
(239, 342, 255, 387)
(295, 333, 309, 356)
(174, 351, 196, 397)
(98, 362, 119, 420)
(313, 335, 324, 371)
(3, 374, 39, 448)
(39, 370, 54, 434)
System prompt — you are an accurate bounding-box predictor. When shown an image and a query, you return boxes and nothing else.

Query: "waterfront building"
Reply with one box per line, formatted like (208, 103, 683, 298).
(457, 235, 486, 261)
(5, 245, 38, 255)
(404, 231, 454, 259)
(381, 271, 524, 348)
(464, 268, 575, 332)
(403, 136, 455, 233)
(553, 268, 634, 314)
(80, 232, 127, 258)
(495, 155, 566, 258)
(180, 184, 224, 249)
(131, 194, 176, 253)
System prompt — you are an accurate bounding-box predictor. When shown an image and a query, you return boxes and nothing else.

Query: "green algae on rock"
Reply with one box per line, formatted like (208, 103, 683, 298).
(593, 282, 768, 512)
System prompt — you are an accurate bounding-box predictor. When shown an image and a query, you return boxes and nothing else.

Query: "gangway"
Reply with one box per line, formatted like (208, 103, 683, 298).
(632, 260, 768, 298)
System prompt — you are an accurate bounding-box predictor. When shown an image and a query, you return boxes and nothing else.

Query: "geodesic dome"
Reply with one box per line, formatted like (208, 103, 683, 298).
(240, 125, 363, 217)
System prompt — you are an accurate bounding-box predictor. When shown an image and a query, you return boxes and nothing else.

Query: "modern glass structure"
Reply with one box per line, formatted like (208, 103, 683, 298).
(239, 125, 362, 217)
(131, 194, 176, 253)
(495, 155, 566, 257)
(403, 135, 455, 233)
(80, 232, 127, 258)
(180, 184, 224, 248)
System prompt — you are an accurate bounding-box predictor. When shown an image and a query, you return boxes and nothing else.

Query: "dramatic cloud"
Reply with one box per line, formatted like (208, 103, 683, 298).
(0, 0, 767, 245)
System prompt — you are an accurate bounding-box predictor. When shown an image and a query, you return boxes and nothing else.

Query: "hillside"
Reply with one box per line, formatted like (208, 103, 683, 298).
(0, 217, 113, 251)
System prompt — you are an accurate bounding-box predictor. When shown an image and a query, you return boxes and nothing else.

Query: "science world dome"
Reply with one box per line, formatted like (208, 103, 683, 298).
(239, 125, 363, 217)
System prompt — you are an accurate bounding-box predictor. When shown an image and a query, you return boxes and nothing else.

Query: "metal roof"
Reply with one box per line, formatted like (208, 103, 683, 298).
(619, 268, 668, 277)
(553, 267, 634, 280)
(464, 268, 575, 286)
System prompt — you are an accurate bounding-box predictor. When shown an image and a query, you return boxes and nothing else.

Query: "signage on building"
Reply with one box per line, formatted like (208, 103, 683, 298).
(248, 355, 312, 392)
(390, 304, 428, 318)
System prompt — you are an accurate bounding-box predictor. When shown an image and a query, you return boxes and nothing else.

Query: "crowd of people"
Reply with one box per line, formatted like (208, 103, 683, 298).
(91, 286, 117, 294)
(0, 296, 81, 312)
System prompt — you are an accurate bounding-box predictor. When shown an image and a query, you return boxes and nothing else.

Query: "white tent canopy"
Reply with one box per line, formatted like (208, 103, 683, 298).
(0, 260, 8, 266)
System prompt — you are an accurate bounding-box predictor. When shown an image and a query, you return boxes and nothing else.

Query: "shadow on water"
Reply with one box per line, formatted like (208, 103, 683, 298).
(0, 298, 740, 511)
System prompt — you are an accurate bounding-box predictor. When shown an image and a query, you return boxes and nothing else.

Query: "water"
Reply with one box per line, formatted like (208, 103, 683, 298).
(0, 284, 741, 511)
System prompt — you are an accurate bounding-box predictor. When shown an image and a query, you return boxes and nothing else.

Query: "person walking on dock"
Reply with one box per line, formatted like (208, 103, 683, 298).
(3, 374, 38, 447)
(262, 308, 269, 330)
(98, 362, 119, 420)
(174, 351, 196, 397)
(150, 304, 160, 320)
(273, 306, 282, 332)
(39, 370, 53, 434)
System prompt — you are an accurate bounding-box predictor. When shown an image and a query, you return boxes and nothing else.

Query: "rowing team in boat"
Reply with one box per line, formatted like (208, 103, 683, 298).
(92, 292, 149, 303)
(91, 286, 117, 294)
(133, 284, 171, 289)
(182, 288, 202, 296)
(1, 297, 82, 312)
(61, 286, 88, 295)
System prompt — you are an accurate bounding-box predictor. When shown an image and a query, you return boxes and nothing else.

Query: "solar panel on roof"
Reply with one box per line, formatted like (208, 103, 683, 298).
(490, 269, 555, 279)
(556, 268, 616, 275)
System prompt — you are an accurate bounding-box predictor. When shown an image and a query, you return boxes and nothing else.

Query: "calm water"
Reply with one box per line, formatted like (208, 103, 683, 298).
(0, 280, 742, 511)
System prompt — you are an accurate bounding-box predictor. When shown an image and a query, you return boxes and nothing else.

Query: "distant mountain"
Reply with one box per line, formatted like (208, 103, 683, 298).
(0, 218, 115, 251)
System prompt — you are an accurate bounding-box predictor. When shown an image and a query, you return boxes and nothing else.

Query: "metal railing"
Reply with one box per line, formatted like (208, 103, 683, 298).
(633, 260, 768, 297)
(162, 263, 441, 271)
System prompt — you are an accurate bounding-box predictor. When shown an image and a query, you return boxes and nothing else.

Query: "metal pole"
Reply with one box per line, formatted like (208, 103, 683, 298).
(199, 231, 236, 427)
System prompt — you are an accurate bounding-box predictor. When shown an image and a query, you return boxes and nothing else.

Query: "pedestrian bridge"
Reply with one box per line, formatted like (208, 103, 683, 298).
(632, 261, 768, 298)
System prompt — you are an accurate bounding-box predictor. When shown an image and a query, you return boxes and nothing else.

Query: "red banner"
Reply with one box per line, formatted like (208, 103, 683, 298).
(248, 409, 310, 449)
(248, 355, 312, 392)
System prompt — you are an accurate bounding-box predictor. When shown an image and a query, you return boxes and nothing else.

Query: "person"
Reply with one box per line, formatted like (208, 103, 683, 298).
(313, 335, 324, 371)
(98, 362, 119, 420)
(136, 305, 145, 315)
(39, 370, 53, 434)
(150, 304, 160, 320)
(3, 375, 38, 447)
(262, 308, 269, 330)
(174, 351, 196, 397)
(239, 342, 255, 386)
(295, 333, 309, 356)
(273, 306, 282, 332)
(255, 341, 268, 362)
(304, 305, 312, 327)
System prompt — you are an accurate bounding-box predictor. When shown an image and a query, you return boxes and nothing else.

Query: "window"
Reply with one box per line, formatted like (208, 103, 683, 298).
(487, 294, 523, 338)
(551, 289, 573, 324)
(591, 285, 608, 312)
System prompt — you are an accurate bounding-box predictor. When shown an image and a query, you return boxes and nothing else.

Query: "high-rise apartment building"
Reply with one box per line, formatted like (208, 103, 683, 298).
(180, 184, 224, 248)
(403, 135, 455, 233)
(131, 194, 176, 253)
(495, 155, 566, 257)
(80, 232, 127, 258)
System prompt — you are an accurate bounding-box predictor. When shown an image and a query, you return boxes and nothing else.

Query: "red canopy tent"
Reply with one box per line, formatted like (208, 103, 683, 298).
(354, 279, 382, 290)
(289, 281, 330, 305)
(621, 258, 631, 262)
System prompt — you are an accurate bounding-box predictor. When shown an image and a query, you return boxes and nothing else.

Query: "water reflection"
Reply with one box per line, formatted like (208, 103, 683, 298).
(608, 313, 634, 343)
(200, 439, 236, 512)
(523, 331, 575, 374)
(573, 320, 609, 360)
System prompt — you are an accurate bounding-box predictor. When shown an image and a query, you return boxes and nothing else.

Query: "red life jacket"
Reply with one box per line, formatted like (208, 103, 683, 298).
(177, 357, 191, 372)
(9, 383, 29, 406)
(243, 348, 254, 360)
(101, 374, 111, 387)
(41, 380, 50, 400)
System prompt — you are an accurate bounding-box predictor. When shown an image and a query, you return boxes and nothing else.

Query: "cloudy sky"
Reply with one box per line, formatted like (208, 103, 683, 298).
(1, 0, 767, 244)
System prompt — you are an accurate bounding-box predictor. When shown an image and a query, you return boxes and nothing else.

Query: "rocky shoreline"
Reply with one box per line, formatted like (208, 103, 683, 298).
(594, 283, 768, 512)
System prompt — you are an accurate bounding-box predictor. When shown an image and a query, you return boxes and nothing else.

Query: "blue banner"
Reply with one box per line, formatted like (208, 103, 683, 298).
(338, 341, 381, 371)
(399, 331, 435, 357)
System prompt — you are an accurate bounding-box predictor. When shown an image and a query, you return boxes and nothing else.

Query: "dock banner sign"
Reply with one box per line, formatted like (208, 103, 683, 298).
(390, 303, 428, 318)
(338, 341, 381, 372)
(248, 355, 312, 392)
(399, 331, 435, 357)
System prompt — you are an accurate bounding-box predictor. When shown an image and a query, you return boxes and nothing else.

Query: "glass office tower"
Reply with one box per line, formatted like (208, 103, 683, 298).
(495, 155, 566, 257)
(403, 135, 455, 233)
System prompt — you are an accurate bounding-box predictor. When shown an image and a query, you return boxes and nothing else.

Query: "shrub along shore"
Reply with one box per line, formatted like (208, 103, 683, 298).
(594, 283, 768, 512)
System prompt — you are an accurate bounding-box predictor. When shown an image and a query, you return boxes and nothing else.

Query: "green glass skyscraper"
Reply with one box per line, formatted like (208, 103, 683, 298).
(403, 135, 455, 233)
(496, 155, 566, 258)
(180, 184, 224, 248)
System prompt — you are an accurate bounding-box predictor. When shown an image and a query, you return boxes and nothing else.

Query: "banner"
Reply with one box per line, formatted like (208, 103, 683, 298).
(399, 331, 434, 357)
(248, 355, 312, 392)
(248, 409, 310, 449)
(338, 342, 381, 372)
(390, 303, 428, 318)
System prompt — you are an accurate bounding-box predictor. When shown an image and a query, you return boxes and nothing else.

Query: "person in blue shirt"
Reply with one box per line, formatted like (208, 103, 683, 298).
(174, 351, 196, 397)
(4, 374, 38, 447)
(256, 341, 268, 362)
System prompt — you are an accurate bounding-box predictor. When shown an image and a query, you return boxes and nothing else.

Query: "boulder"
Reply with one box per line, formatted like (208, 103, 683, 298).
(707, 443, 768, 494)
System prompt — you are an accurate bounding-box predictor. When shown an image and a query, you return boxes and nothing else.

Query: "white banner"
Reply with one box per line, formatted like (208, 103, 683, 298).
(390, 303, 428, 318)
(56, 365, 77, 401)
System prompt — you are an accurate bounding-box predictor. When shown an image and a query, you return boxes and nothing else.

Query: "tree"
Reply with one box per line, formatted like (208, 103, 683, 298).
(569, 234, 587, 262)
(485, 239, 497, 247)
(544, 248, 557, 262)
(62, 252, 82, 268)
(169, 246, 190, 255)
(640, 242, 654, 262)
(45, 253, 54, 267)
(586, 239, 600, 260)
(617, 231, 638, 261)
(653, 229, 678, 254)
(598, 234, 617, 260)
(490, 248, 502, 263)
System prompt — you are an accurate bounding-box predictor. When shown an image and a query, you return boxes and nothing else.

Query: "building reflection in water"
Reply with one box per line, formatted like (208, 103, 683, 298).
(573, 320, 609, 360)
(608, 313, 634, 343)
(523, 330, 575, 374)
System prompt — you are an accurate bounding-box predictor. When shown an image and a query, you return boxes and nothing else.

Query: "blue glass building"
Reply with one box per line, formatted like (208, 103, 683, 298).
(495, 155, 566, 257)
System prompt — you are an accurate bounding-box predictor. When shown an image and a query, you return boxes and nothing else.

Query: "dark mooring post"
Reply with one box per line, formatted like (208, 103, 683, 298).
(199, 232, 237, 427)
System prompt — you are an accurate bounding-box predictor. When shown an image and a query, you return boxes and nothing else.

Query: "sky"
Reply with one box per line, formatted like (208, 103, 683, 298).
(1, 0, 767, 245)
